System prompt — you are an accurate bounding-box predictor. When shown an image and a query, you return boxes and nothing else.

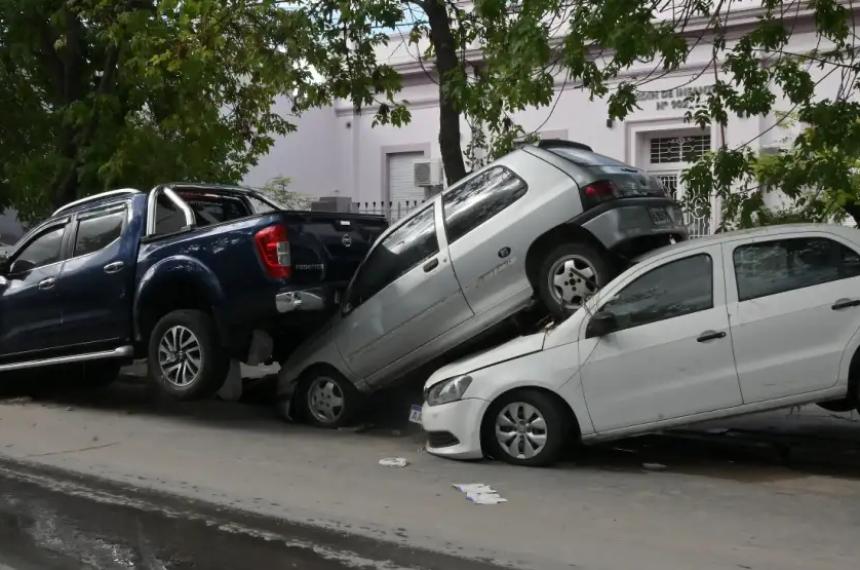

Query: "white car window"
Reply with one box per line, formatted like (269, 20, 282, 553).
(596, 254, 713, 332)
(733, 237, 860, 301)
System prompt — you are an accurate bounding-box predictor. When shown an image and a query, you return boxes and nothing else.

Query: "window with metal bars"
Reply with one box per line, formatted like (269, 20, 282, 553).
(649, 135, 711, 164)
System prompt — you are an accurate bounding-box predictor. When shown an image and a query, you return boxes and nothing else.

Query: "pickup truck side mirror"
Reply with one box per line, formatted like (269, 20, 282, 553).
(586, 310, 618, 338)
(9, 258, 35, 275)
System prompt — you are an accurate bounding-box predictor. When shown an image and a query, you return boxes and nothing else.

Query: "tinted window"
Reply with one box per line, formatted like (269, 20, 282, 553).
(734, 238, 860, 301)
(180, 194, 252, 226)
(12, 227, 65, 271)
(599, 254, 713, 331)
(154, 194, 188, 235)
(442, 167, 527, 243)
(74, 209, 125, 256)
(348, 206, 438, 307)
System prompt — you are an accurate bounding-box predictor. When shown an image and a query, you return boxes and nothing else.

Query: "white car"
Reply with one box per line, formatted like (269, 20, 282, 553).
(420, 224, 860, 466)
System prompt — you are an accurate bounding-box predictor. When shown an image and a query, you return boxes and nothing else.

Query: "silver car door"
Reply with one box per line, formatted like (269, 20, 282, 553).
(444, 152, 578, 316)
(337, 197, 473, 384)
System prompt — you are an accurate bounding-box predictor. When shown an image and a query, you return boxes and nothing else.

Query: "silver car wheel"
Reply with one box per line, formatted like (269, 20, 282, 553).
(495, 402, 548, 460)
(307, 377, 345, 425)
(157, 325, 203, 388)
(548, 255, 598, 309)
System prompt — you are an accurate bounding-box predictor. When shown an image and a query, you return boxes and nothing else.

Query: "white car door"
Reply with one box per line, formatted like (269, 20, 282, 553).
(579, 245, 743, 432)
(725, 233, 860, 403)
(337, 199, 473, 384)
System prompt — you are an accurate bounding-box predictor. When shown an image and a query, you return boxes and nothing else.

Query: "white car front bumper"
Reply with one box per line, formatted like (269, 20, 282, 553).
(421, 398, 488, 460)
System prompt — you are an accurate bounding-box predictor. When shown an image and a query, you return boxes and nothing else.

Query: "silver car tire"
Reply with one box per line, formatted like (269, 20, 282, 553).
(536, 241, 614, 320)
(483, 390, 574, 467)
(298, 369, 363, 428)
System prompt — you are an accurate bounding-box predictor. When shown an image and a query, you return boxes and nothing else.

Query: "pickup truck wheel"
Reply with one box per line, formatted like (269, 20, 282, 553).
(148, 310, 229, 401)
(298, 370, 363, 428)
(536, 242, 614, 320)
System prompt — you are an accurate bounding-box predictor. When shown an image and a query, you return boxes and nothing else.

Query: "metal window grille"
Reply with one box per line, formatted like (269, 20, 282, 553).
(649, 135, 711, 164)
(653, 173, 711, 239)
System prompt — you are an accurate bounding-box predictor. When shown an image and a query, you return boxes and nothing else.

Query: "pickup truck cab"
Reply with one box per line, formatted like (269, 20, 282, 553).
(0, 185, 386, 399)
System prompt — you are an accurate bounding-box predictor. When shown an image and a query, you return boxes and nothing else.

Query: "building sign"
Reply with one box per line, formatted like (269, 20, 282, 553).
(637, 84, 715, 111)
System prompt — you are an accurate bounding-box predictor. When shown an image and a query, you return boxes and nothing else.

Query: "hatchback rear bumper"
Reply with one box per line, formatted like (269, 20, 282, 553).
(581, 199, 688, 252)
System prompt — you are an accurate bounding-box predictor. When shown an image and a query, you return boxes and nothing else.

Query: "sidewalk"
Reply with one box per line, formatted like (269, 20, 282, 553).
(1, 376, 859, 570)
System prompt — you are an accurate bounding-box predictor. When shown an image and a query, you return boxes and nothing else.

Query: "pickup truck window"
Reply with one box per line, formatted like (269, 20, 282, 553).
(155, 194, 189, 236)
(180, 194, 252, 227)
(74, 208, 125, 257)
(11, 227, 65, 272)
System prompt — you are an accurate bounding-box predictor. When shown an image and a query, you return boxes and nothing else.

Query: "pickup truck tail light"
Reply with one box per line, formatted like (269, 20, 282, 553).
(579, 180, 619, 209)
(255, 224, 292, 279)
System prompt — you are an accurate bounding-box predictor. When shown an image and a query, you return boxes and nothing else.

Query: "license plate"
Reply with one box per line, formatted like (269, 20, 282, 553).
(409, 404, 423, 424)
(649, 207, 670, 226)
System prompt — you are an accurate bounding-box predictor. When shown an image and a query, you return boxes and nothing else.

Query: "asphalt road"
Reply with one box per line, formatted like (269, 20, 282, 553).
(1, 367, 859, 569)
(0, 457, 502, 570)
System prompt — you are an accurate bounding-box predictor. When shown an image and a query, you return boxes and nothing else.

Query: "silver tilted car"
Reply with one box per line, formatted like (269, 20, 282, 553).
(277, 140, 689, 427)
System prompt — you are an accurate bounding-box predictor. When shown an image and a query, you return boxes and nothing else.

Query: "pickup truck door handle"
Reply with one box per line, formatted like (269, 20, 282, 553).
(832, 298, 860, 310)
(104, 261, 125, 274)
(38, 277, 56, 291)
(697, 330, 726, 343)
(423, 258, 439, 273)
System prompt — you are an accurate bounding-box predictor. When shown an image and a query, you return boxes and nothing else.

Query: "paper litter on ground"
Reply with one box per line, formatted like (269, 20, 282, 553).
(378, 457, 409, 468)
(452, 483, 508, 505)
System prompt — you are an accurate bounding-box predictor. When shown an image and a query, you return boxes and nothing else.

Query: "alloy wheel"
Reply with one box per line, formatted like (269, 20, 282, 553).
(307, 377, 345, 425)
(547, 255, 598, 310)
(157, 325, 203, 388)
(494, 402, 548, 460)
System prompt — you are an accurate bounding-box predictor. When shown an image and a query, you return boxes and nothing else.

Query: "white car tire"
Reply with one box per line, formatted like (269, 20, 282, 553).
(483, 390, 574, 467)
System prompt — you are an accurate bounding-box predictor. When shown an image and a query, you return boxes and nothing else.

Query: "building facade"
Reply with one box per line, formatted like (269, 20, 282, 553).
(243, 2, 853, 234)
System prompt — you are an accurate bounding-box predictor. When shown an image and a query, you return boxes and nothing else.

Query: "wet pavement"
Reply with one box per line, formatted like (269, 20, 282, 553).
(0, 458, 502, 570)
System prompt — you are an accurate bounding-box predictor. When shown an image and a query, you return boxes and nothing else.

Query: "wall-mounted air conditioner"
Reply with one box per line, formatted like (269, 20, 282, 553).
(414, 160, 443, 187)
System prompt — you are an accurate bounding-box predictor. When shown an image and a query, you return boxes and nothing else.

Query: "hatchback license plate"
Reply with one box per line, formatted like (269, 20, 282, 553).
(649, 207, 671, 226)
(409, 404, 423, 424)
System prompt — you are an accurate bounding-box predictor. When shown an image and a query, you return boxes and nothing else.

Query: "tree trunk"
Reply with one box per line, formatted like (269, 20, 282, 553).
(423, 0, 467, 186)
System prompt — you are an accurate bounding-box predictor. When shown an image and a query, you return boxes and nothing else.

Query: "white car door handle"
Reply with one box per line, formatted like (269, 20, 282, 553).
(832, 298, 860, 310)
(697, 330, 726, 343)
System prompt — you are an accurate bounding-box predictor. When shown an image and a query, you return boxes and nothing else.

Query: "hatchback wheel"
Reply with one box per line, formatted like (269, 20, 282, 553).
(483, 390, 572, 467)
(536, 242, 614, 320)
(148, 310, 229, 400)
(298, 369, 363, 428)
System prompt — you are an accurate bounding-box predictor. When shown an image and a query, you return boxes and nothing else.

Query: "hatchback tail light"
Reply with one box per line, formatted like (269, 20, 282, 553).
(255, 224, 292, 279)
(580, 180, 619, 209)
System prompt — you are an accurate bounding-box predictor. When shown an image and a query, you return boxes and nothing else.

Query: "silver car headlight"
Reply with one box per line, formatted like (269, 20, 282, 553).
(425, 375, 473, 407)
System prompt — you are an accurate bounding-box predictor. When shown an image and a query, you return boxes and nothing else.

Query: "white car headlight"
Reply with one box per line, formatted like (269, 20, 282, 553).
(425, 375, 473, 406)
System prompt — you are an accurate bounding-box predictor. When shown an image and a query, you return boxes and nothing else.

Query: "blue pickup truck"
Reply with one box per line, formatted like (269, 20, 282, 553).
(0, 185, 386, 399)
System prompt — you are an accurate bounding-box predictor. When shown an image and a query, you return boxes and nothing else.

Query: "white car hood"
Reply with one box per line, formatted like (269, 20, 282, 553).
(425, 332, 547, 389)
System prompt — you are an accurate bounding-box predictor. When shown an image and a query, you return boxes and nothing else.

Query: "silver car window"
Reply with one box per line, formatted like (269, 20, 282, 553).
(347, 205, 438, 307)
(442, 166, 527, 244)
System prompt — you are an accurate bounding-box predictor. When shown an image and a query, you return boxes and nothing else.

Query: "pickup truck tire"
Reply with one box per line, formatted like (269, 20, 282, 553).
(296, 369, 363, 428)
(148, 310, 229, 401)
(536, 242, 614, 320)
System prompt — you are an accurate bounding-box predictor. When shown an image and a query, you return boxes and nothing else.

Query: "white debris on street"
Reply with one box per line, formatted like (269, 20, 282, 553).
(452, 483, 507, 505)
(378, 457, 409, 468)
